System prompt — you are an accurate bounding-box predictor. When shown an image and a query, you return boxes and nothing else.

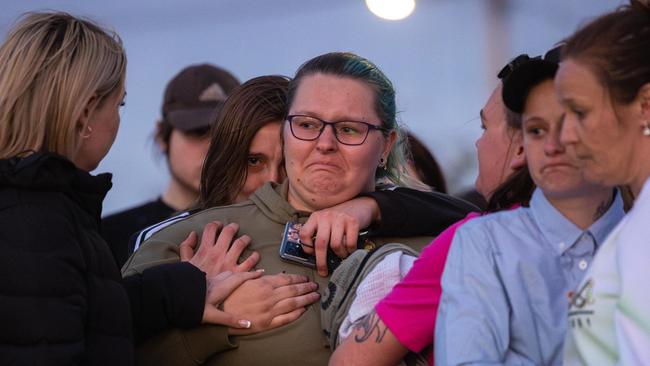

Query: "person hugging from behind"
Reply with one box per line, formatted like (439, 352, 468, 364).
(123, 51, 472, 366)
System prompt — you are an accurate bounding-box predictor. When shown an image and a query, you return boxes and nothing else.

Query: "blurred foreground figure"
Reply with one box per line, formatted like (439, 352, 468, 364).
(0, 12, 261, 365)
(556, 1, 650, 364)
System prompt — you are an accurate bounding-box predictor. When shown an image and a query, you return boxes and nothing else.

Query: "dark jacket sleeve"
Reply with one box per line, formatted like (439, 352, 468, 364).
(123, 262, 206, 344)
(362, 187, 479, 237)
(0, 204, 88, 365)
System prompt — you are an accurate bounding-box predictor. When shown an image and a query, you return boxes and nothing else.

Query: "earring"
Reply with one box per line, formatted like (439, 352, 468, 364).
(80, 125, 93, 139)
(378, 157, 386, 168)
(643, 122, 650, 137)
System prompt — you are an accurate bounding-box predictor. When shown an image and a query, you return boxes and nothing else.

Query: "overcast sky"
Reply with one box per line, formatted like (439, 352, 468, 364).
(1, 0, 621, 214)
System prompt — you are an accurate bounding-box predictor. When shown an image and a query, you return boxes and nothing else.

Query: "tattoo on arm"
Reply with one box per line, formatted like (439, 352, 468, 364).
(353, 311, 388, 344)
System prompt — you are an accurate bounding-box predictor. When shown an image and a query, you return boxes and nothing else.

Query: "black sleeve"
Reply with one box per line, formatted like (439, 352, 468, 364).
(123, 262, 206, 344)
(361, 187, 479, 237)
(0, 204, 88, 365)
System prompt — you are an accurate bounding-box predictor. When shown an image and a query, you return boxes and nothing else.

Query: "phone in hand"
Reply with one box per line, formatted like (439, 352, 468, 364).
(278, 221, 367, 273)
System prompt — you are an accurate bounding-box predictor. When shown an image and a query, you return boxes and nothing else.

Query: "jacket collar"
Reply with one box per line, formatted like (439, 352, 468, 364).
(0, 152, 112, 221)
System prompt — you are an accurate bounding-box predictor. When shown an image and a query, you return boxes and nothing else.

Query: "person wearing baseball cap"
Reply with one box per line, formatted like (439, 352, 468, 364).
(102, 64, 240, 267)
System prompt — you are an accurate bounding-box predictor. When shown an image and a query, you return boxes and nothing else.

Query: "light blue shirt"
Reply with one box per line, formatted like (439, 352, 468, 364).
(435, 188, 625, 365)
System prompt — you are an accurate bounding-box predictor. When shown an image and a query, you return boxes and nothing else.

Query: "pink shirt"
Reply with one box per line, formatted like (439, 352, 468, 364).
(375, 212, 480, 365)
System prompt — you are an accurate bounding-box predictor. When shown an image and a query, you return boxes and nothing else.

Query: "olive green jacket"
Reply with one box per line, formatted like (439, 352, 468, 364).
(122, 181, 433, 366)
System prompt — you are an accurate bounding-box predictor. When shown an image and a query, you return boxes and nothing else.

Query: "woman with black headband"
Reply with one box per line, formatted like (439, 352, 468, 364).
(435, 46, 624, 365)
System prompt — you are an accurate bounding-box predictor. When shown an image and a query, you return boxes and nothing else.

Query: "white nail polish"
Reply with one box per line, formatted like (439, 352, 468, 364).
(239, 320, 252, 328)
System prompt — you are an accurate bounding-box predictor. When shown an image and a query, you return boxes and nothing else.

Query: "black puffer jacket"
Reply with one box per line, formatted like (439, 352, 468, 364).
(0, 153, 206, 365)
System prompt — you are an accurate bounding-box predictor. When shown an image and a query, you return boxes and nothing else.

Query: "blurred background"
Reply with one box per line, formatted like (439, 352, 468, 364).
(1, 0, 621, 215)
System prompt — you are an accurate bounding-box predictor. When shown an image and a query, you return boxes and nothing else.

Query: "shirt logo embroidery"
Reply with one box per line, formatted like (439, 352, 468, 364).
(568, 279, 594, 328)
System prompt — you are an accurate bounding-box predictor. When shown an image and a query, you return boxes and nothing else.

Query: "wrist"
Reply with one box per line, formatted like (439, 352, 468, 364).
(359, 196, 381, 224)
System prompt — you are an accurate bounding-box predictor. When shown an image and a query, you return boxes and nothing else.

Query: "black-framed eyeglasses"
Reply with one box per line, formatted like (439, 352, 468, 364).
(286, 114, 387, 146)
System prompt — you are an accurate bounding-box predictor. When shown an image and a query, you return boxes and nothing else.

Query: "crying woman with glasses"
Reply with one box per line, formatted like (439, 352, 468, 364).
(122, 52, 476, 365)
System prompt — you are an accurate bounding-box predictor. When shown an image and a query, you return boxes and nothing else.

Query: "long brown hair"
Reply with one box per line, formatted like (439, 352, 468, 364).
(199, 75, 289, 207)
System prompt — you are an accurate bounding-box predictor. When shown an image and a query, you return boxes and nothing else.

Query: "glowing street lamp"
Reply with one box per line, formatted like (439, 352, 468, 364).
(365, 0, 416, 21)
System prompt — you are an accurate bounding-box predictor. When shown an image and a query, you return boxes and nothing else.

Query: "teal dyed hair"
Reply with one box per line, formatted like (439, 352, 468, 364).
(287, 52, 425, 189)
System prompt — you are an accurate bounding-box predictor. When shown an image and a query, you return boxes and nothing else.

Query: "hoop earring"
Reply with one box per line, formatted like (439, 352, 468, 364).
(80, 125, 93, 139)
(643, 122, 650, 137)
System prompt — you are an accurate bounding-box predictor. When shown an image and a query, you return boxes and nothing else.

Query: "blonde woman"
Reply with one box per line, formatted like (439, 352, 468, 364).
(0, 12, 269, 365)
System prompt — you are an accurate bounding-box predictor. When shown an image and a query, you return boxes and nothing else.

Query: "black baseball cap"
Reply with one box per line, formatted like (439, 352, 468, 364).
(501, 44, 563, 114)
(162, 64, 240, 131)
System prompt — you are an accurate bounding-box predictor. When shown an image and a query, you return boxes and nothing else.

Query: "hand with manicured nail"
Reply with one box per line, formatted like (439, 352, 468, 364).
(201, 269, 263, 328)
(223, 272, 321, 335)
